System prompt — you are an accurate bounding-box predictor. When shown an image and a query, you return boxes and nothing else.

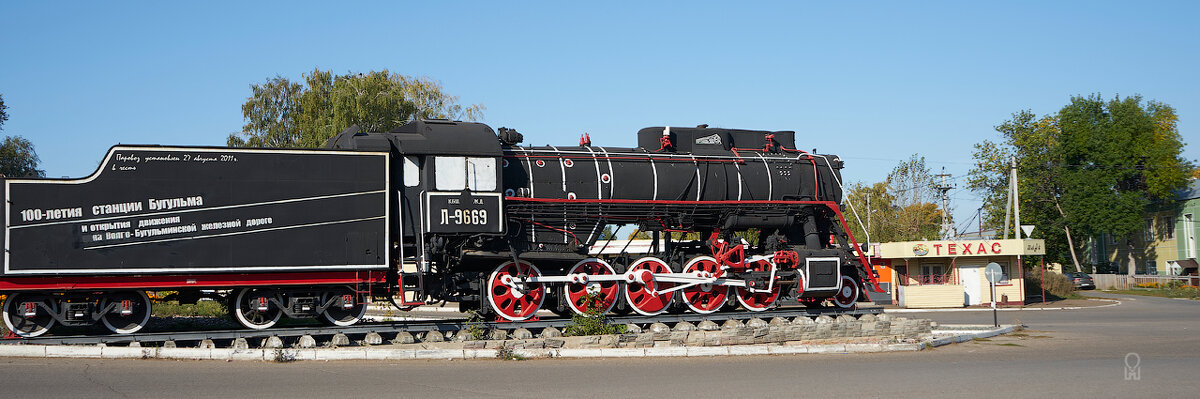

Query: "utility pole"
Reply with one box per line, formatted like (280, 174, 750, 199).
(977, 207, 983, 238)
(935, 167, 955, 239)
(866, 195, 871, 243)
(1011, 157, 1021, 239)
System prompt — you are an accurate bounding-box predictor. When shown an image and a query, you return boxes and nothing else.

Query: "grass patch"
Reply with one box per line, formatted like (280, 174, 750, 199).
(994, 343, 1024, 347)
(151, 300, 228, 317)
(1102, 288, 1200, 300)
(972, 337, 992, 342)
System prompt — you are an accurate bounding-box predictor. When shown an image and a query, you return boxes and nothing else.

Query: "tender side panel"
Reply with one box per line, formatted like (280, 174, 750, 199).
(3, 146, 388, 275)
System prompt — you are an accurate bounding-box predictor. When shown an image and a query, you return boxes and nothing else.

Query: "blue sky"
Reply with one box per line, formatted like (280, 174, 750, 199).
(2, 1, 1197, 231)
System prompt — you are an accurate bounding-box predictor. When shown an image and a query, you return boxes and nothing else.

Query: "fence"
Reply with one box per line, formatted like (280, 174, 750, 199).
(1091, 274, 1199, 290)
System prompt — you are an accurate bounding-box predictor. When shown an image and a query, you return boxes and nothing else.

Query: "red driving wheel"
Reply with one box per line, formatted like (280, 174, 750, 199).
(564, 258, 619, 315)
(487, 260, 545, 321)
(736, 258, 781, 312)
(623, 257, 675, 316)
(681, 256, 728, 314)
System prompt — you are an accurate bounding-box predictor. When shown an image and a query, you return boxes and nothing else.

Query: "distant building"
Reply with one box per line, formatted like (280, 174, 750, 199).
(871, 238, 1045, 308)
(1088, 179, 1200, 275)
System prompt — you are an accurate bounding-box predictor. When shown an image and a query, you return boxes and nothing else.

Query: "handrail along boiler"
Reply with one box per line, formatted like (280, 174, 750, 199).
(0, 120, 879, 337)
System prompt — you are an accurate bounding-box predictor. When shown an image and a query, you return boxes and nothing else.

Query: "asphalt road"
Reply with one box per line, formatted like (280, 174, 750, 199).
(3, 292, 1197, 398)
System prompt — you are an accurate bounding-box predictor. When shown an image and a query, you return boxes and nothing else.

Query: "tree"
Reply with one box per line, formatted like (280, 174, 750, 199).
(970, 95, 1193, 272)
(0, 136, 45, 178)
(886, 154, 943, 240)
(844, 181, 895, 243)
(232, 76, 303, 148)
(229, 69, 484, 148)
(0, 94, 46, 178)
(0, 94, 8, 129)
(843, 155, 943, 243)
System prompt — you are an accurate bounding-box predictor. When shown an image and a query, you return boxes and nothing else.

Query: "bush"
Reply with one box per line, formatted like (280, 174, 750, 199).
(1025, 271, 1076, 299)
(1168, 286, 1200, 299)
(463, 310, 486, 341)
(563, 292, 625, 336)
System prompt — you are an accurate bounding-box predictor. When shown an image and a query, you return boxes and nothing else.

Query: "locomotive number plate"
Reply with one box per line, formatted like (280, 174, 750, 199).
(425, 192, 503, 233)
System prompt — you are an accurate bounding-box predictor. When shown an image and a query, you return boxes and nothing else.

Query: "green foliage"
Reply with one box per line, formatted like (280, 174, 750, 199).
(970, 95, 1192, 269)
(150, 300, 228, 317)
(229, 69, 484, 148)
(563, 292, 626, 336)
(1024, 272, 1076, 299)
(0, 95, 47, 178)
(844, 154, 942, 243)
(463, 310, 487, 341)
(0, 93, 8, 130)
(0, 135, 45, 178)
(1105, 286, 1200, 300)
(599, 225, 618, 240)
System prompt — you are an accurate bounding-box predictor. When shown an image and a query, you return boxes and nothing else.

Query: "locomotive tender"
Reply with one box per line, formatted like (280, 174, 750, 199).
(1, 120, 878, 337)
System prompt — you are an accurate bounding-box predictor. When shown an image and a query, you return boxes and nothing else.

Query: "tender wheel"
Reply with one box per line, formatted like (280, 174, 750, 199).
(623, 257, 675, 316)
(2, 293, 58, 338)
(487, 260, 546, 321)
(564, 258, 620, 315)
(321, 287, 368, 326)
(100, 291, 152, 334)
(737, 259, 781, 312)
(681, 256, 728, 314)
(231, 288, 282, 330)
(832, 275, 861, 309)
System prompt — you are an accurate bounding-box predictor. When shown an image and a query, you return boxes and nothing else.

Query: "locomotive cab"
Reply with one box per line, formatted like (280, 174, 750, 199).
(326, 120, 505, 271)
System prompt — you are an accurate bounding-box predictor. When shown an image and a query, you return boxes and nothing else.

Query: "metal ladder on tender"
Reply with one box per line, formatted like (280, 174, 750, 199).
(395, 259, 426, 310)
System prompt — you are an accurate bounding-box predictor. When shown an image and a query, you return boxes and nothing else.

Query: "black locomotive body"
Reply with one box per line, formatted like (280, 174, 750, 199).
(0, 120, 877, 336)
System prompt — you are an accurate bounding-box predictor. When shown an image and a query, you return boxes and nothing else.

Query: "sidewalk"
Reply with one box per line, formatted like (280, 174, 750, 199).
(881, 297, 1119, 313)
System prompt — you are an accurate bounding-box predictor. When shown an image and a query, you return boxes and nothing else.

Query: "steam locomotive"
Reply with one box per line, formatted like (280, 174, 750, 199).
(0, 120, 878, 337)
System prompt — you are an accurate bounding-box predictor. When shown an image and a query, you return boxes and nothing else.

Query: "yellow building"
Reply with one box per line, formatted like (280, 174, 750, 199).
(874, 239, 1046, 308)
(1090, 180, 1200, 275)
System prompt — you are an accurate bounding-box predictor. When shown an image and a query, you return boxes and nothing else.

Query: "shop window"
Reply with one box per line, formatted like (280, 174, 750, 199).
(993, 262, 1011, 285)
(917, 264, 949, 285)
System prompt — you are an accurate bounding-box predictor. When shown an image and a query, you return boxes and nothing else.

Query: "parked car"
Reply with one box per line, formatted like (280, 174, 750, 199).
(1065, 272, 1096, 290)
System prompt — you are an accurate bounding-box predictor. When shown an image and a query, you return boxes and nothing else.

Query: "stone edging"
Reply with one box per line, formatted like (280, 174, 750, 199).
(0, 323, 1018, 361)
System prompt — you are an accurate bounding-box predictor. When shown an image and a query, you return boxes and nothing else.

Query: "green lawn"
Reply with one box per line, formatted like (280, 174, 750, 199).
(1102, 288, 1200, 300)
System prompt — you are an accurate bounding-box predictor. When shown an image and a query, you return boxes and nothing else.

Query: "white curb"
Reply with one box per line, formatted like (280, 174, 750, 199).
(0, 324, 1018, 361)
(883, 298, 1120, 313)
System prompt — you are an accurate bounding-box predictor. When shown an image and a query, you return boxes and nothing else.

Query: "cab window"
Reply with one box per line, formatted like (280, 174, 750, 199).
(435, 156, 496, 191)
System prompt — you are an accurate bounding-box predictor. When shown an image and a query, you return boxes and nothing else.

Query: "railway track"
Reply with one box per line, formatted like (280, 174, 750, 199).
(2, 306, 882, 348)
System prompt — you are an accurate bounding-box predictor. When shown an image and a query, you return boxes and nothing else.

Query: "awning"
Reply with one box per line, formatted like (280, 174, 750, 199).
(1171, 259, 1198, 272)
